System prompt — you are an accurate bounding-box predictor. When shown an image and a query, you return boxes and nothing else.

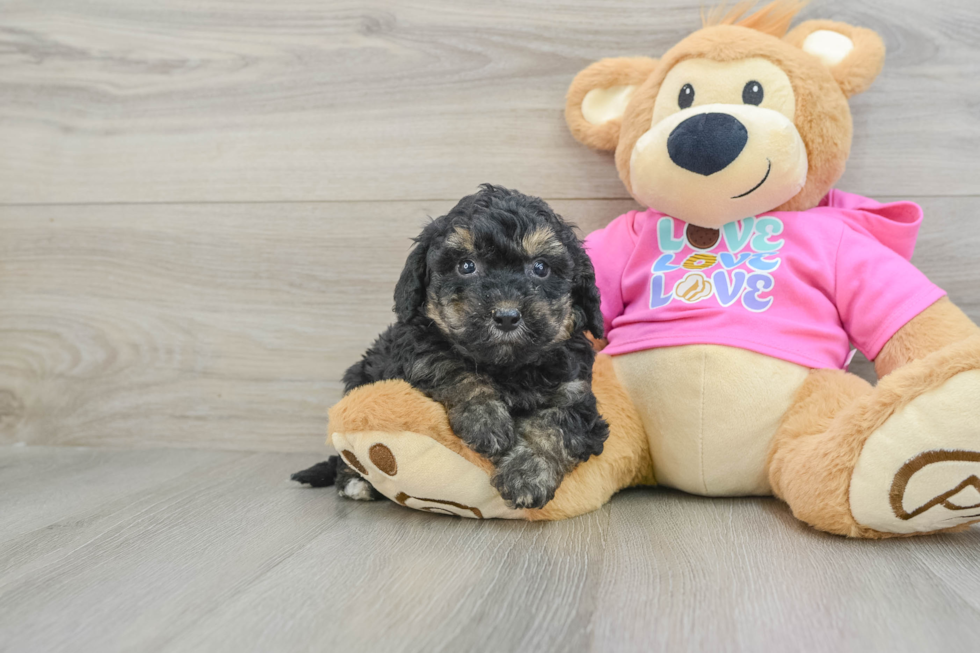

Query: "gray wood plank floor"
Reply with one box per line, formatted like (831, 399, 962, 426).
(1, 445, 977, 653)
(1, 0, 978, 203)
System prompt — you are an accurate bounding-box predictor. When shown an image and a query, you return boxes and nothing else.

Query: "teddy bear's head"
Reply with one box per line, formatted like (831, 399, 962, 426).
(565, 1, 885, 228)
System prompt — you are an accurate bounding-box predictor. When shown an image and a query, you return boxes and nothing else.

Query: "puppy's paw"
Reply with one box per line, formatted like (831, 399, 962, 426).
(450, 400, 516, 461)
(337, 477, 380, 501)
(492, 451, 559, 510)
(333, 460, 383, 501)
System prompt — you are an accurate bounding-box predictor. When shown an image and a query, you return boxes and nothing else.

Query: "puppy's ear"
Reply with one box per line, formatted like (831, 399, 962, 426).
(571, 246, 604, 339)
(393, 231, 432, 323)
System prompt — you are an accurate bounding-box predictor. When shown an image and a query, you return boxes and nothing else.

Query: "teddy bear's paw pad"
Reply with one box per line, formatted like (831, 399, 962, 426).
(850, 369, 980, 534)
(331, 430, 525, 520)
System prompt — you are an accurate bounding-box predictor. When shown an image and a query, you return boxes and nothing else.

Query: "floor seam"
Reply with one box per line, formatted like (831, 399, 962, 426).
(0, 194, 975, 209)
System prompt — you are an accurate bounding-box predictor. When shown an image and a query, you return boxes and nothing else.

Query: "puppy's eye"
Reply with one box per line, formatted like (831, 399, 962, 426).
(678, 83, 695, 109)
(457, 259, 476, 275)
(530, 260, 550, 278)
(742, 81, 764, 105)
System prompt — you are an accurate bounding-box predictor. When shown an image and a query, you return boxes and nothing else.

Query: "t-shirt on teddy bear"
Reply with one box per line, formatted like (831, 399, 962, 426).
(585, 189, 947, 370)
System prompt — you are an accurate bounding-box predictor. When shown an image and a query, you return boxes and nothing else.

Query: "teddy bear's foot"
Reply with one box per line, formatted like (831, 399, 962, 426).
(325, 379, 524, 519)
(330, 430, 524, 519)
(770, 336, 980, 538)
(849, 339, 980, 535)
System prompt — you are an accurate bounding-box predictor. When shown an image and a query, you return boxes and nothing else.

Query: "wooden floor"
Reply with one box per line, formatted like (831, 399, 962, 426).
(1, 445, 978, 653)
(2, 0, 980, 650)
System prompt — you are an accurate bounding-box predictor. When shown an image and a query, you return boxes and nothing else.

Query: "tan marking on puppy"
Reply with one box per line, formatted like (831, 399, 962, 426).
(556, 300, 575, 342)
(457, 374, 499, 402)
(425, 292, 468, 337)
(445, 298, 467, 327)
(447, 227, 475, 252)
(425, 300, 450, 333)
(519, 410, 570, 457)
(522, 227, 565, 258)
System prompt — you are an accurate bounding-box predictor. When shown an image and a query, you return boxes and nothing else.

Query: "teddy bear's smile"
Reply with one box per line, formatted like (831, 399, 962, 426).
(732, 158, 772, 199)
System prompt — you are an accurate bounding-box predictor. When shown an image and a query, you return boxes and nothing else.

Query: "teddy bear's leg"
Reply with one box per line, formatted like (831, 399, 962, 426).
(769, 299, 980, 538)
(326, 354, 652, 521)
(327, 379, 523, 519)
(767, 369, 875, 536)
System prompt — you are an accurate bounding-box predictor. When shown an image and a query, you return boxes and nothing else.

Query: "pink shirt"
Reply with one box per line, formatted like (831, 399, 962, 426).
(584, 190, 946, 370)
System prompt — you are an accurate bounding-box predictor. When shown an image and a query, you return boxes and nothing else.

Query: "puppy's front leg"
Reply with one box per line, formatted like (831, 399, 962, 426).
(435, 375, 516, 462)
(493, 395, 609, 509)
(492, 412, 568, 509)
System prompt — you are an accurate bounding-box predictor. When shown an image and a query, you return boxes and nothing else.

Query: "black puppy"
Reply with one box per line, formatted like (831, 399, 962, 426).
(293, 185, 609, 509)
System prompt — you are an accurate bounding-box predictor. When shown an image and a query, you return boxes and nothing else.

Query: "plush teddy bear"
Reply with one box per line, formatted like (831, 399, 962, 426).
(325, 1, 980, 537)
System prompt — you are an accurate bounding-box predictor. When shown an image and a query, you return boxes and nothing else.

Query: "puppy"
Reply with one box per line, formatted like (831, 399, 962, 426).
(293, 185, 609, 509)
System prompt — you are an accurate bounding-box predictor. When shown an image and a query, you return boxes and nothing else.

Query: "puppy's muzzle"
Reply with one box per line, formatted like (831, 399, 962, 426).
(492, 308, 522, 332)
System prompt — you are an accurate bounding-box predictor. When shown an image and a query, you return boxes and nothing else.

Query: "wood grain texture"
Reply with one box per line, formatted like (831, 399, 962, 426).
(590, 490, 980, 652)
(0, 446, 976, 653)
(0, 198, 637, 450)
(1, 196, 976, 450)
(0, 445, 239, 553)
(1, 0, 979, 204)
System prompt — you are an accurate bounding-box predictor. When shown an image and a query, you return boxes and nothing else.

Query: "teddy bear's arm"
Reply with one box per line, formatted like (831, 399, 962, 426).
(874, 297, 980, 378)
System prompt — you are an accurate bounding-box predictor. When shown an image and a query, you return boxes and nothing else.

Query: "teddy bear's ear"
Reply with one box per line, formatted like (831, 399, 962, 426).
(784, 20, 885, 98)
(565, 57, 658, 151)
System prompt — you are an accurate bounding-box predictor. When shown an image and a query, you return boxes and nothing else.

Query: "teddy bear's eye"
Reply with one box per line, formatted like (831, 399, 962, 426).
(678, 83, 695, 109)
(742, 81, 764, 105)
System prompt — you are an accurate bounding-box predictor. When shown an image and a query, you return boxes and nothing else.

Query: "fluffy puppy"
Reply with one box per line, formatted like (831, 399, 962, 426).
(293, 185, 609, 509)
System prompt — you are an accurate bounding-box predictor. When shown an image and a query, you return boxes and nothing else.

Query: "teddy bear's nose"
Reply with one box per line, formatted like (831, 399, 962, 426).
(667, 112, 748, 176)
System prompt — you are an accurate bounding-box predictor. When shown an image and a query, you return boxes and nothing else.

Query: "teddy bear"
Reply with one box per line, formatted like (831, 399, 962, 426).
(324, 1, 980, 537)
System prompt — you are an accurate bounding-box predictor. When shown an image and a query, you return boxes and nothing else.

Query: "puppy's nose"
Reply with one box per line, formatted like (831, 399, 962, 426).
(667, 112, 748, 176)
(492, 308, 522, 332)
